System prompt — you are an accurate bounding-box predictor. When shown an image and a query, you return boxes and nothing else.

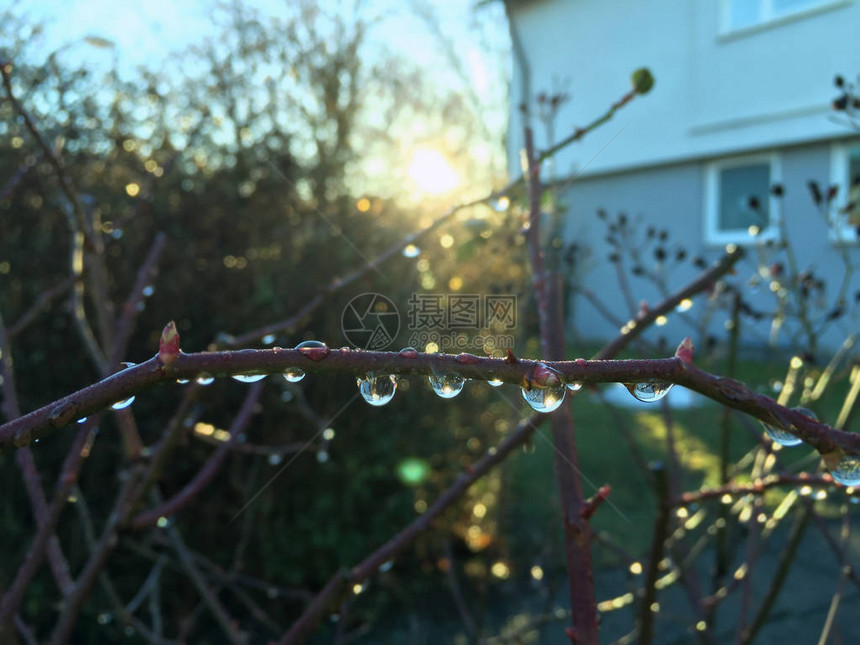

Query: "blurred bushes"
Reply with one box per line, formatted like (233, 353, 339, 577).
(0, 2, 522, 639)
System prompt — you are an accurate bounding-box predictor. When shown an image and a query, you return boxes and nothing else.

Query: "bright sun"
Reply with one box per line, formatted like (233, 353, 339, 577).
(407, 148, 460, 195)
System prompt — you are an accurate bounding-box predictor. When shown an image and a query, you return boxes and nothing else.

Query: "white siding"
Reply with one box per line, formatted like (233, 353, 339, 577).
(508, 0, 860, 178)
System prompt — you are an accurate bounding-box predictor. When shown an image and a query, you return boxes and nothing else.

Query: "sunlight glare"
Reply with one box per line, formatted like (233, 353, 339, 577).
(407, 148, 459, 195)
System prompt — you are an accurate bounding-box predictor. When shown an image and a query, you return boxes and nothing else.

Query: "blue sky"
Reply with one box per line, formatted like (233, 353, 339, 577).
(21, 0, 507, 85)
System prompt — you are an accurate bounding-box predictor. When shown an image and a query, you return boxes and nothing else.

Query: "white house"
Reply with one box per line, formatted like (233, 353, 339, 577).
(507, 0, 860, 353)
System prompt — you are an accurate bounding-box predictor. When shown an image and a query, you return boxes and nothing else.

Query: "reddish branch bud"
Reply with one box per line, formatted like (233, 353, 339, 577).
(504, 348, 519, 364)
(675, 336, 694, 365)
(530, 362, 562, 388)
(158, 321, 180, 366)
(581, 485, 611, 521)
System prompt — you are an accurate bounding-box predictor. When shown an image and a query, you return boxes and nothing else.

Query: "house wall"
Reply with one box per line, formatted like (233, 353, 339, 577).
(508, 0, 860, 178)
(507, 0, 860, 352)
(560, 138, 860, 352)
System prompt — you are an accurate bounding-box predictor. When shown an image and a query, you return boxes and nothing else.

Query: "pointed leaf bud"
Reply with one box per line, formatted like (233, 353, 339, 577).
(158, 320, 180, 366)
(675, 336, 694, 365)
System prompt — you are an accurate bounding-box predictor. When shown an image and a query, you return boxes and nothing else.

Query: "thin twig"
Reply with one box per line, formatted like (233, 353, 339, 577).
(637, 463, 671, 645)
(278, 415, 540, 644)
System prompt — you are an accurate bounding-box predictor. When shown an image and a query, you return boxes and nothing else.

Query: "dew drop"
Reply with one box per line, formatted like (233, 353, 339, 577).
(402, 244, 420, 258)
(296, 340, 330, 361)
(399, 347, 419, 359)
(521, 382, 566, 413)
(762, 422, 802, 447)
(156, 516, 170, 528)
(626, 381, 673, 403)
(268, 454, 282, 466)
(262, 334, 276, 345)
(77, 417, 88, 424)
(196, 374, 215, 386)
(176, 378, 190, 384)
(379, 560, 394, 572)
(231, 373, 267, 383)
(142, 285, 154, 297)
(566, 381, 583, 392)
(488, 378, 504, 387)
(357, 373, 398, 407)
(317, 450, 330, 463)
(429, 373, 466, 398)
(765, 407, 817, 447)
(283, 367, 306, 383)
(111, 395, 135, 410)
(829, 455, 860, 486)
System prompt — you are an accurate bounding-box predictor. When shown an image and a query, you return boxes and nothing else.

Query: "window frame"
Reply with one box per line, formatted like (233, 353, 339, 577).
(828, 143, 860, 245)
(704, 153, 782, 246)
(718, 0, 848, 36)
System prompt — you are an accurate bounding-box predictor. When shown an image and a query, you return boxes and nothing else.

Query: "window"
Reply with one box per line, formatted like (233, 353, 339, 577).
(720, 0, 844, 33)
(704, 154, 781, 245)
(828, 143, 860, 244)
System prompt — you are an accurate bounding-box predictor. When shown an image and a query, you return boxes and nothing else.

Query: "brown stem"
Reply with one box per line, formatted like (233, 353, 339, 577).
(593, 246, 744, 360)
(637, 463, 671, 644)
(278, 415, 540, 644)
(738, 506, 811, 644)
(679, 473, 842, 505)
(128, 381, 263, 530)
(7, 276, 76, 338)
(3, 349, 859, 456)
(0, 61, 96, 249)
(165, 523, 245, 645)
(107, 233, 167, 368)
(524, 126, 597, 643)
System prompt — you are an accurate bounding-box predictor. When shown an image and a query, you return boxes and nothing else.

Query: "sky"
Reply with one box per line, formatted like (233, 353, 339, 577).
(18, 0, 508, 86)
(10, 0, 511, 201)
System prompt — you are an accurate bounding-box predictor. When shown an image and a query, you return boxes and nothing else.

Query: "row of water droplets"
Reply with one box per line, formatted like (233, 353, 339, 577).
(170, 342, 679, 416)
(759, 407, 860, 487)
(92, 344, 860, 491)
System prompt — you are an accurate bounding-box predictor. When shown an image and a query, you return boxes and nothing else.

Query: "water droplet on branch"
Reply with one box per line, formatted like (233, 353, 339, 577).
(763, 407, 816, 447)
(399, 347, 419, 359)
(296, 340, 330, 361)
(762, 422, 803, 447)
(488, 378, 504, 387)
(111, 396, 135, 410)
(429, 373, 466, 398)
(830, 455, 860, 486)
(566, 382, 583, 392)
(626, 381, 673, 403)
(402, 244, 421, 258)
(522, 381, 566, 413)
(283, 367, 306, 383)
(357, 373, 398, 407)
(232, 373, 267, 383)
(196, 374, 215, 386)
